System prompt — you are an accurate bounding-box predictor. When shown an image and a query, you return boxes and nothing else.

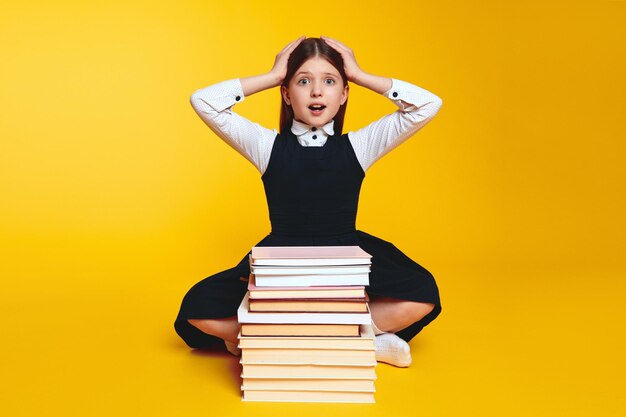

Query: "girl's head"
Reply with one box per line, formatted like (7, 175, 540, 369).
(280, 38, 349, 135)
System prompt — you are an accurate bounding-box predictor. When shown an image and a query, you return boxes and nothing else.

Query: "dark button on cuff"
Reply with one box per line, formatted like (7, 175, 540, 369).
(235, 95, 241, 101)
(312, 135, 317, 139)
(392, 92, 398, 98)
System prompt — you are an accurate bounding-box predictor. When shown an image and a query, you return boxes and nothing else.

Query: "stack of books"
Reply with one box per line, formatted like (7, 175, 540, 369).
(237, 246, 377, 403)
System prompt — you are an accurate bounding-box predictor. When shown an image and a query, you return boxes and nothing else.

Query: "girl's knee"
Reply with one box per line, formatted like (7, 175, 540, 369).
(395, 303, 442, 342)
(188, 318, 219, 337)
(402, 301, 436, 323)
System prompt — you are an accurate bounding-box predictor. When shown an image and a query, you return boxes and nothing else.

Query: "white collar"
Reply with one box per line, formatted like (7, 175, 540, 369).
(290, 119, 335, 137)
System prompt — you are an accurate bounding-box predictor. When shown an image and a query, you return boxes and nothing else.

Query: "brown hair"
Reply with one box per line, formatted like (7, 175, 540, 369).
(279, 38, 349, 135)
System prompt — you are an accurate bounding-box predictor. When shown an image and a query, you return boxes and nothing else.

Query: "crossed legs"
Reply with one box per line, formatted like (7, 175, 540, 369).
(188, 297, 434, 341)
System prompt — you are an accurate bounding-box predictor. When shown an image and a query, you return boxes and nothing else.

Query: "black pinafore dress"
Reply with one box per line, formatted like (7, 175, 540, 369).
(174, 132, 441, 347)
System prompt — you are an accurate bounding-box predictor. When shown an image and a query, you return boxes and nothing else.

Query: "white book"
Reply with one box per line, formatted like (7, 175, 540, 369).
(237, 293, 371, 325)
(253, 258, 371, 266)
(253, 274, 369, 287)
(251, 266, 371, 275)
(247, 276, 366, 299)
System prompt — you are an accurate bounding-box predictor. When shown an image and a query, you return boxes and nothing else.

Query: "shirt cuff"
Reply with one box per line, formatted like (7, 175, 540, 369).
(191, 78, 245, 112)
(383, 78, 442, 112)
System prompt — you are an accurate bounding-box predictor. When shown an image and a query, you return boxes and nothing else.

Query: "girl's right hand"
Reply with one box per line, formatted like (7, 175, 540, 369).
(270, 36, 305, 85)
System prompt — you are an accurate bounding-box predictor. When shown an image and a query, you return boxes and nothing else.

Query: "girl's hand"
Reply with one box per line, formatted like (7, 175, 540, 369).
(270, 36, 306, 85)
(320, 36, 364, 83)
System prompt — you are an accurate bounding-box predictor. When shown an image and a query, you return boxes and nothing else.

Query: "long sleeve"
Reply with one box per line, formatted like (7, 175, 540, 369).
(347, 78, 443, 172)
(189, 78, 277, 174)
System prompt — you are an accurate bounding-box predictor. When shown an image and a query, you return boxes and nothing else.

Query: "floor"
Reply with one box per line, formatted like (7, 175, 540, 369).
(2, 264, 624, 417)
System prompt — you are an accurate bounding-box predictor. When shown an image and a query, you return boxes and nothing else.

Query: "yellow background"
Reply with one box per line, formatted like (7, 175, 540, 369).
(1, 0, 624, 415)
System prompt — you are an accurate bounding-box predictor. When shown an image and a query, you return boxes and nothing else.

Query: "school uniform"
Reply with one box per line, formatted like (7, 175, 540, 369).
(175, 78, 443, 348)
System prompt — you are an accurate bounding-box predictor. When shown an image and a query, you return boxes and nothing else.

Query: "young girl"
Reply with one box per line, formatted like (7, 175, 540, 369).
(175, 36, 443, 368)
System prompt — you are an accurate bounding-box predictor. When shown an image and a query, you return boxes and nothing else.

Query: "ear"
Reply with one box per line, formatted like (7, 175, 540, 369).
(340, 83, 349, 105)
(281, 85, 291, 105)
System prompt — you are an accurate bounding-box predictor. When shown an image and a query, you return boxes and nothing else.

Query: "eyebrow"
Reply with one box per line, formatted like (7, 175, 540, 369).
(294, 71, 339, 77)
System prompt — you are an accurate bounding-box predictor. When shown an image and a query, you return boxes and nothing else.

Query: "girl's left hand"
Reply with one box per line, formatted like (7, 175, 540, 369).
(320, 36, 364, 82)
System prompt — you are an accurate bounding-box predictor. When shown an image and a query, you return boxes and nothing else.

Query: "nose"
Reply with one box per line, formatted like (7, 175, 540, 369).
(311, 80, 322, 97)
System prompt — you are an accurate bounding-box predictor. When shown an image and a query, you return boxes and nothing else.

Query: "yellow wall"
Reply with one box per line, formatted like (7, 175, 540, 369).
(1, 1, 624, 416)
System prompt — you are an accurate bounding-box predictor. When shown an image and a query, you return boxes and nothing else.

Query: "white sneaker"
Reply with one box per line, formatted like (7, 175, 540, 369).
(224, 340, 241, 356)
(375, 333, 412, 367)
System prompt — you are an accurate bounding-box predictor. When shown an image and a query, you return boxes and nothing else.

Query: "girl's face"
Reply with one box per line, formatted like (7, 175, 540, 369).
(281, 57, 348, 128)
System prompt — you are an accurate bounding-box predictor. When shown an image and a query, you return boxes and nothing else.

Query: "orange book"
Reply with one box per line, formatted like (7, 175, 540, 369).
(241, 348, 375, 366)
(237, 325, 375, 349)
(241, 378, 375, 391)
(242, 390, 375, 403)
(240, 323, 361, 337)
(237, 293, 371, 325)
(248, 297, 368, 313)
(240, 362, 377, 379)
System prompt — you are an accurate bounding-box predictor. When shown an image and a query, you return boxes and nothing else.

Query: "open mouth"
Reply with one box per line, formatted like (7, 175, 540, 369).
(308, 104, 326, 112)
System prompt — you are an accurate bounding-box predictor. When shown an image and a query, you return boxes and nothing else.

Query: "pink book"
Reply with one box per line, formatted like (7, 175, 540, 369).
(250, 246, 372, 266)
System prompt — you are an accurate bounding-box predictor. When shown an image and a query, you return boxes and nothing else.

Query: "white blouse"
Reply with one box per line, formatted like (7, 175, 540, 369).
(190, 78, 443, 174)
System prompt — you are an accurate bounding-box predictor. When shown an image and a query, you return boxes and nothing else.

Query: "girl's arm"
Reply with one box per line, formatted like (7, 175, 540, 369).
(189, 36, 305, 175)
(347, 78, 443, 172)
(240, 36, 305, 96)
(190, 79, 277, 174)
(321, 36, 443, 172)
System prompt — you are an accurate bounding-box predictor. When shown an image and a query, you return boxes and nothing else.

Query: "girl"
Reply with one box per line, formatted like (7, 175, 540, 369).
(175, 36, 443, 368)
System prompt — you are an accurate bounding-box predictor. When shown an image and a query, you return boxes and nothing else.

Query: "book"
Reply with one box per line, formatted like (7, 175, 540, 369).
(241, 348, 375, 366)
(248, 275, 366, 300)
(240, 363, 377, 379)
(237, 293, 371, 324)
(248, 297, 368, 313)
(240, 323, 361, 337)
(253, 273, 369, 287)
(242, 389, 375, 403)
(237, 325, 374, 349)
(250, 246, 372, 267)
(242, 378, 375, 391)
(251, 266, 371, 275)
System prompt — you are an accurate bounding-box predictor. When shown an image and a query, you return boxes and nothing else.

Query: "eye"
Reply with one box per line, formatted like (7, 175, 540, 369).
(324, 78, 335, 85)
(297, 78, 310, 85)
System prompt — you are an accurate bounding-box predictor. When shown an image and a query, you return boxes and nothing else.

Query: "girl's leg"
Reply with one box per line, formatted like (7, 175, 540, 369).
(368, 295, 435, 333)
(187, 298, 435, 344)
(368, 296, 437, 368)
(184, 297, 438, 365)
(188, 317, 240, 344)
(187, 297, 435, 343)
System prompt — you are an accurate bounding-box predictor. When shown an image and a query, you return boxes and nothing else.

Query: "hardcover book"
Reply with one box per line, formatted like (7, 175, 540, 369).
(250, 246, 372, 266)
(240, 362, 377, 379)
(248, 297, 368, 313)
(237, 293, 371, 325)
(242, 378, 375, 391)
(240, 323, 361, 337)
(252, 272, 369, 287)
(247, 275, 366, 299)
(237, 325, 375, 349)
(241, 348, 375, 366)
(242, 389, 375, 403)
